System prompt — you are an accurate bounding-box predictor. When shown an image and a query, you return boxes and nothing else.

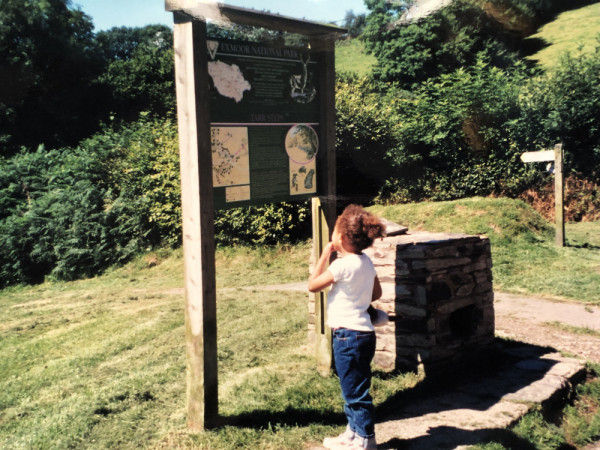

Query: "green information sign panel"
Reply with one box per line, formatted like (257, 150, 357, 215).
(207, 38, 321, 209)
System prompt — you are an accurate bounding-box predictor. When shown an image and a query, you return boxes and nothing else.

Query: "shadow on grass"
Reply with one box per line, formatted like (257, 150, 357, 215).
(214, 338, 582, 449)
(374, 338, 561, 419)
(379, 426, 577, 449)
(566, 242, 600, 250)
(218, 408, 346, 428)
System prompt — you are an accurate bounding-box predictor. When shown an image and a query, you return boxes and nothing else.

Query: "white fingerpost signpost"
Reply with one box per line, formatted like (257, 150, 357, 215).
(520, 143, 565, 247)
(165, 0, 344, 431)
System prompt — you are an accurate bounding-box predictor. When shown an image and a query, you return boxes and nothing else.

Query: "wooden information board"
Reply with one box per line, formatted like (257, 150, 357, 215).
(166, 0, 344, 430)
(208, 38, 321, 209)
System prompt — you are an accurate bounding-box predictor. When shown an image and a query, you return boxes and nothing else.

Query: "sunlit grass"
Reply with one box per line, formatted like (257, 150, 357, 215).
(527, 2, 600, 68)
(335, 38, 376, 76)
(369, 197, 600, 303)
(0, 242, 416, 449)
(1, 198, 600, 447)
(544, 321, 600, 338)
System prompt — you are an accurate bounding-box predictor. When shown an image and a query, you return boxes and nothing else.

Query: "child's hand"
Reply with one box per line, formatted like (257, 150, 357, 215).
(323, 242, 335, 256)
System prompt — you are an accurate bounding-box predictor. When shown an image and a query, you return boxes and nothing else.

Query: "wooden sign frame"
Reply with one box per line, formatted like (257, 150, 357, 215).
(166, 0, 344, 430)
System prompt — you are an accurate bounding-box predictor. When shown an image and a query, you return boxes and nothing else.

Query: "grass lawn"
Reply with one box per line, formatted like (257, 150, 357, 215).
(527, 2, 600, 68)
(369, 197, 600, 304)
(1, 198, 599, 448)
(335, 38, 376, 76)
(0, 243, 418, 449)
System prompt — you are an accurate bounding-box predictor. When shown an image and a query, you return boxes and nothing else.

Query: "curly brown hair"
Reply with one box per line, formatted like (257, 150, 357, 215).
(336, 204, 384, 252)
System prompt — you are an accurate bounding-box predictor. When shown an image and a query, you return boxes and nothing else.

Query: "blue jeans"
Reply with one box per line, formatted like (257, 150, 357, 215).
(332, 328, 376, 438)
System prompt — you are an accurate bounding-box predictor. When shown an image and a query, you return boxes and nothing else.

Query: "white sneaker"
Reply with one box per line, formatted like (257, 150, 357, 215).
(322, 426, 355, 448)
(348, 435, 377, 449)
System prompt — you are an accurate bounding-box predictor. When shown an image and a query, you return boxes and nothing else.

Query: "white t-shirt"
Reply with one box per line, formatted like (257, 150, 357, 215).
(327, 253, 376, 332)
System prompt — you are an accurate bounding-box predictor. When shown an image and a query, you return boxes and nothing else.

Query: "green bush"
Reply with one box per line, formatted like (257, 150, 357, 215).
(105, 114, 182, 248)
(0, 117, 183, 287)
(104, 116, 311, 247)
(335, 73, 399, 201)
(512, 48, 600, 178)
(0, 116, 313, 287)
(0, 144, 120, 286)
(379, 58, 537, 202)
(362, 0, 528, 88)
(214, 201, 311, 246)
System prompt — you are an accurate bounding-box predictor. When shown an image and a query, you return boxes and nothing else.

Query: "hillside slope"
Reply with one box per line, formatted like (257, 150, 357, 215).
(527, 2, 600, 67)
(335, 1, 600, 74)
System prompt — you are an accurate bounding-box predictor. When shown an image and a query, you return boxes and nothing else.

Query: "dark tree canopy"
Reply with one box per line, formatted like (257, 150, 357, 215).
(0, 0, 102, 155)
(95, 25, 175, 121)
(361, 0, 600, 90)
(0, 1, 177, 156)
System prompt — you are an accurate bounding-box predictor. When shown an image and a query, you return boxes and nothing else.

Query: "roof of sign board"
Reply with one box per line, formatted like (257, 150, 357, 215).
(165, 0, 348, 38)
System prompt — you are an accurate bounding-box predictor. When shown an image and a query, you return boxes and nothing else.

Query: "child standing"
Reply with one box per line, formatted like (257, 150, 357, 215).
(308, 204, 384, 450)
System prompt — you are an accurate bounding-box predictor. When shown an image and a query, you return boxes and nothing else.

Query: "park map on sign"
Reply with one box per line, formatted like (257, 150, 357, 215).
(207, 60, 251, 103)
(211, 127, 250, 187)
(207, 38, 321, 208)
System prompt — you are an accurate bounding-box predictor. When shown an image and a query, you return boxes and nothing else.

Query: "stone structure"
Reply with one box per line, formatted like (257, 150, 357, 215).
(308, 229, 495, 372)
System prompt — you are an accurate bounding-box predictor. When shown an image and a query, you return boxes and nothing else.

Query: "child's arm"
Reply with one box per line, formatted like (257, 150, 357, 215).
(372, 275, 382, 301)
(308, 242, 335, 293)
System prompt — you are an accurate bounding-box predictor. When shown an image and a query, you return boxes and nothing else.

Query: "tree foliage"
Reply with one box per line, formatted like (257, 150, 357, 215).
(0, 144, 117, 286)
(360, 0, 593, 88)
(95, 25, 175, 121)
(0, 1, 177, 156)
(335, 73, 399, 202)
(513, 49, 600, 177)
(368, 57, 537, 202)
(0, 0, 102, 155)
(2, 0, 600, 288)
(0, 117, 181, 287)
(343, 10, 367, 37)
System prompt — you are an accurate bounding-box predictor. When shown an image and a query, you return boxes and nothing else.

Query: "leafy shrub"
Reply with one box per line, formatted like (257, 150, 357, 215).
(214, 201, 311, 246)
(0, 144, 119, 286)
(362, 0, 529, 88)
(335, 73, 399, 202)
(0, 116, 314, 287)
(106, 114, 182, 248)
(378, 58, 536, 202)
(104, 116, 311, 247)
(512, 47, 600, 178)
(0, 116, 184, 287)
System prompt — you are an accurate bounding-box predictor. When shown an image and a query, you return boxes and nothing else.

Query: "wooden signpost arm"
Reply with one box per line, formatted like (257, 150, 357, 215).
(520, 143, 565, 247)
(173, 14, 218, 430)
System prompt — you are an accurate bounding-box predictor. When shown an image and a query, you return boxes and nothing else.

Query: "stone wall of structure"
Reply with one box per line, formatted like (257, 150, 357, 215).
(308, 230, 495, 372)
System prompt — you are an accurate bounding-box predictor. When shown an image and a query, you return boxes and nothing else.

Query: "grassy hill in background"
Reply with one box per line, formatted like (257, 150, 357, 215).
(335, 38, 376, 76)
(527, 2, 600, 67)
(335, 2, 600, 74)
(368, 197, 600, 302)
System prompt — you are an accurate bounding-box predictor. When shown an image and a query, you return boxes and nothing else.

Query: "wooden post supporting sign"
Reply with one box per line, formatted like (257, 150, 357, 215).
(167, 0, 345, 430)
(520, 143, 565, 247)
(172, 14, 218, 430)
